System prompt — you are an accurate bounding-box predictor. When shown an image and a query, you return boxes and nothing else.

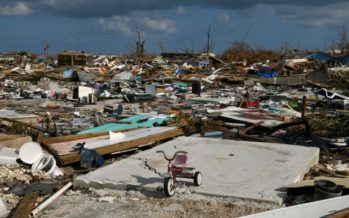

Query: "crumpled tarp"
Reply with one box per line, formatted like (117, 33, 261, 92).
(256, 71, 278, 78)
(62, 69, 73, 78)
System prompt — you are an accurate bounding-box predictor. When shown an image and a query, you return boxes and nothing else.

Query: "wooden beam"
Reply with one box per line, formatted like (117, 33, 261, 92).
(12, 193, 39, 218)
(46, 127, 184, 165)
(324, 207, 349, 218)
(41, 128, 137, 144)
(0, 117, 52, 134)
(240, 121, 264, 135)
(238, 132, 272, 142)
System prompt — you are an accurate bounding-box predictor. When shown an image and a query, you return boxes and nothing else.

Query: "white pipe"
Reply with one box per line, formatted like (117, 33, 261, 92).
(31, 182, 72, 217)
(321, 88, 349, 100)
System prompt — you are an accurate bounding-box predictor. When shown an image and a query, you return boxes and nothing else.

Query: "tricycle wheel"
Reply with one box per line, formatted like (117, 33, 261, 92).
(164, 178, 175, 197)
(193, 171, 203, 186)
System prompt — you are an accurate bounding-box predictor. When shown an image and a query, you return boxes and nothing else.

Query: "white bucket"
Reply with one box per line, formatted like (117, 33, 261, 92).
(19, 142, 63, 178)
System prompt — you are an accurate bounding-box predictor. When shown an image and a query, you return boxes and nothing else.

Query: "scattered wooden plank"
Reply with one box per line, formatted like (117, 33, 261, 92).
(0, 134, 32, 149)
(284, 176, 349, 189)
(240, 121, 264, 135)
(200, 120, 232, 136)
(41, 128, 137, 144)
(42, 127, 184, 165)
(12, 193, 39, 218)
(317, 165, 344, 177)
(324, 207, 349, 218)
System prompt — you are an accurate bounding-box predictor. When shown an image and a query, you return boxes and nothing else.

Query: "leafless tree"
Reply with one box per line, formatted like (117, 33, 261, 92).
(135, 27, 145, 61)
(203, 24, 214, 55)
(338, 25, 348, 54)
(156, 40, 167, 53)
(43, 44, 49, 58)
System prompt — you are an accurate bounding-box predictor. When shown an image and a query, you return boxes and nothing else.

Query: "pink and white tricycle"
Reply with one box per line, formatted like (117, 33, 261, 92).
(156, 150, 203, 197)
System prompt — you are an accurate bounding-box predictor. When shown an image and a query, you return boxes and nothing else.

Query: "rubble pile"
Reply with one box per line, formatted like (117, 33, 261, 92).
(0, 48, 348, 217)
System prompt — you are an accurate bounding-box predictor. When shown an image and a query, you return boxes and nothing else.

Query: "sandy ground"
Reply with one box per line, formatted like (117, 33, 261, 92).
(40, 188, 275, 218)
(1, 159, 278, 218)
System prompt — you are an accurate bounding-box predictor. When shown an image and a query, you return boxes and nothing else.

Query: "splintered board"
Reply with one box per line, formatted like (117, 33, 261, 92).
(41, 127, 183, 165)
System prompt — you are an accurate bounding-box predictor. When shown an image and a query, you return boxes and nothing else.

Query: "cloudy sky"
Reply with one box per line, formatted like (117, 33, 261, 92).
(1, 1, 349, 55)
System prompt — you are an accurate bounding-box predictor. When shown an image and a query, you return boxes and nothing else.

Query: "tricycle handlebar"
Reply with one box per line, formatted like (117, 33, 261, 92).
(156, 150, 188, 161)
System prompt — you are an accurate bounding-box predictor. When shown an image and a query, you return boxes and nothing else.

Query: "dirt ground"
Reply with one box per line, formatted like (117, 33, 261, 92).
(1, 154, 277, 218)
(40, 188, 274, 218)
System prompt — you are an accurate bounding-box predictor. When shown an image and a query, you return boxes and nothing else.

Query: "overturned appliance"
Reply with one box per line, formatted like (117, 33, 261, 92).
(73, 86, 97, 104)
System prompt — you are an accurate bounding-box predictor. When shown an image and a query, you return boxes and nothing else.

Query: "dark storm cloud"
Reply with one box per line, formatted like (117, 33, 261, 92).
(0, 0, 348, 17)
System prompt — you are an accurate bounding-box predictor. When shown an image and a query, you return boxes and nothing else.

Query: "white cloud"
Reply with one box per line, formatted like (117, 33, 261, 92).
(0, 0, 349, 18)
(218, 12, 230, 25)
(99, 14, 176, 35)
(0, 2, 32, 16)
(176, 7, 187, 15)
(274, 2, 349, 26)
(141, 17, 176, 33)
(42, 0, 57, 6)
(99, 16, 133, 36)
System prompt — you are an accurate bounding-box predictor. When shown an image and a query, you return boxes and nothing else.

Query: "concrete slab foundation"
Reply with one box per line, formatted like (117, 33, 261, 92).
(74, 136, 319, 205)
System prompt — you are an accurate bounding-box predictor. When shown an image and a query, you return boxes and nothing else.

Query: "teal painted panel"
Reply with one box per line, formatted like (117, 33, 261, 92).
(77, 114, 169, 135)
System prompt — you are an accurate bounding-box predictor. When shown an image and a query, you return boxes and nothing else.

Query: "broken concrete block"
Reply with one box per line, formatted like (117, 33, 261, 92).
(0, 147, 19, 165)
(0, 199, 9, 218)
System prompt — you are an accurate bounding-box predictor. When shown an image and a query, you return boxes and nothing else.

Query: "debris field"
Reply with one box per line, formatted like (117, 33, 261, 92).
(0, 48, 349, 218)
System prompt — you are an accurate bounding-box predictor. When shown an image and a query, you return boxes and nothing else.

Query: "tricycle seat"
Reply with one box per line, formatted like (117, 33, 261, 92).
(171, 154, 188, 168)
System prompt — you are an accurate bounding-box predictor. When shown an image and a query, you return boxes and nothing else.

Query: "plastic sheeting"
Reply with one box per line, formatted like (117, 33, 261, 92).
(306, 52, 332, 62)
(62, 69, 73, 78)
(256, 71, 278, 78)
